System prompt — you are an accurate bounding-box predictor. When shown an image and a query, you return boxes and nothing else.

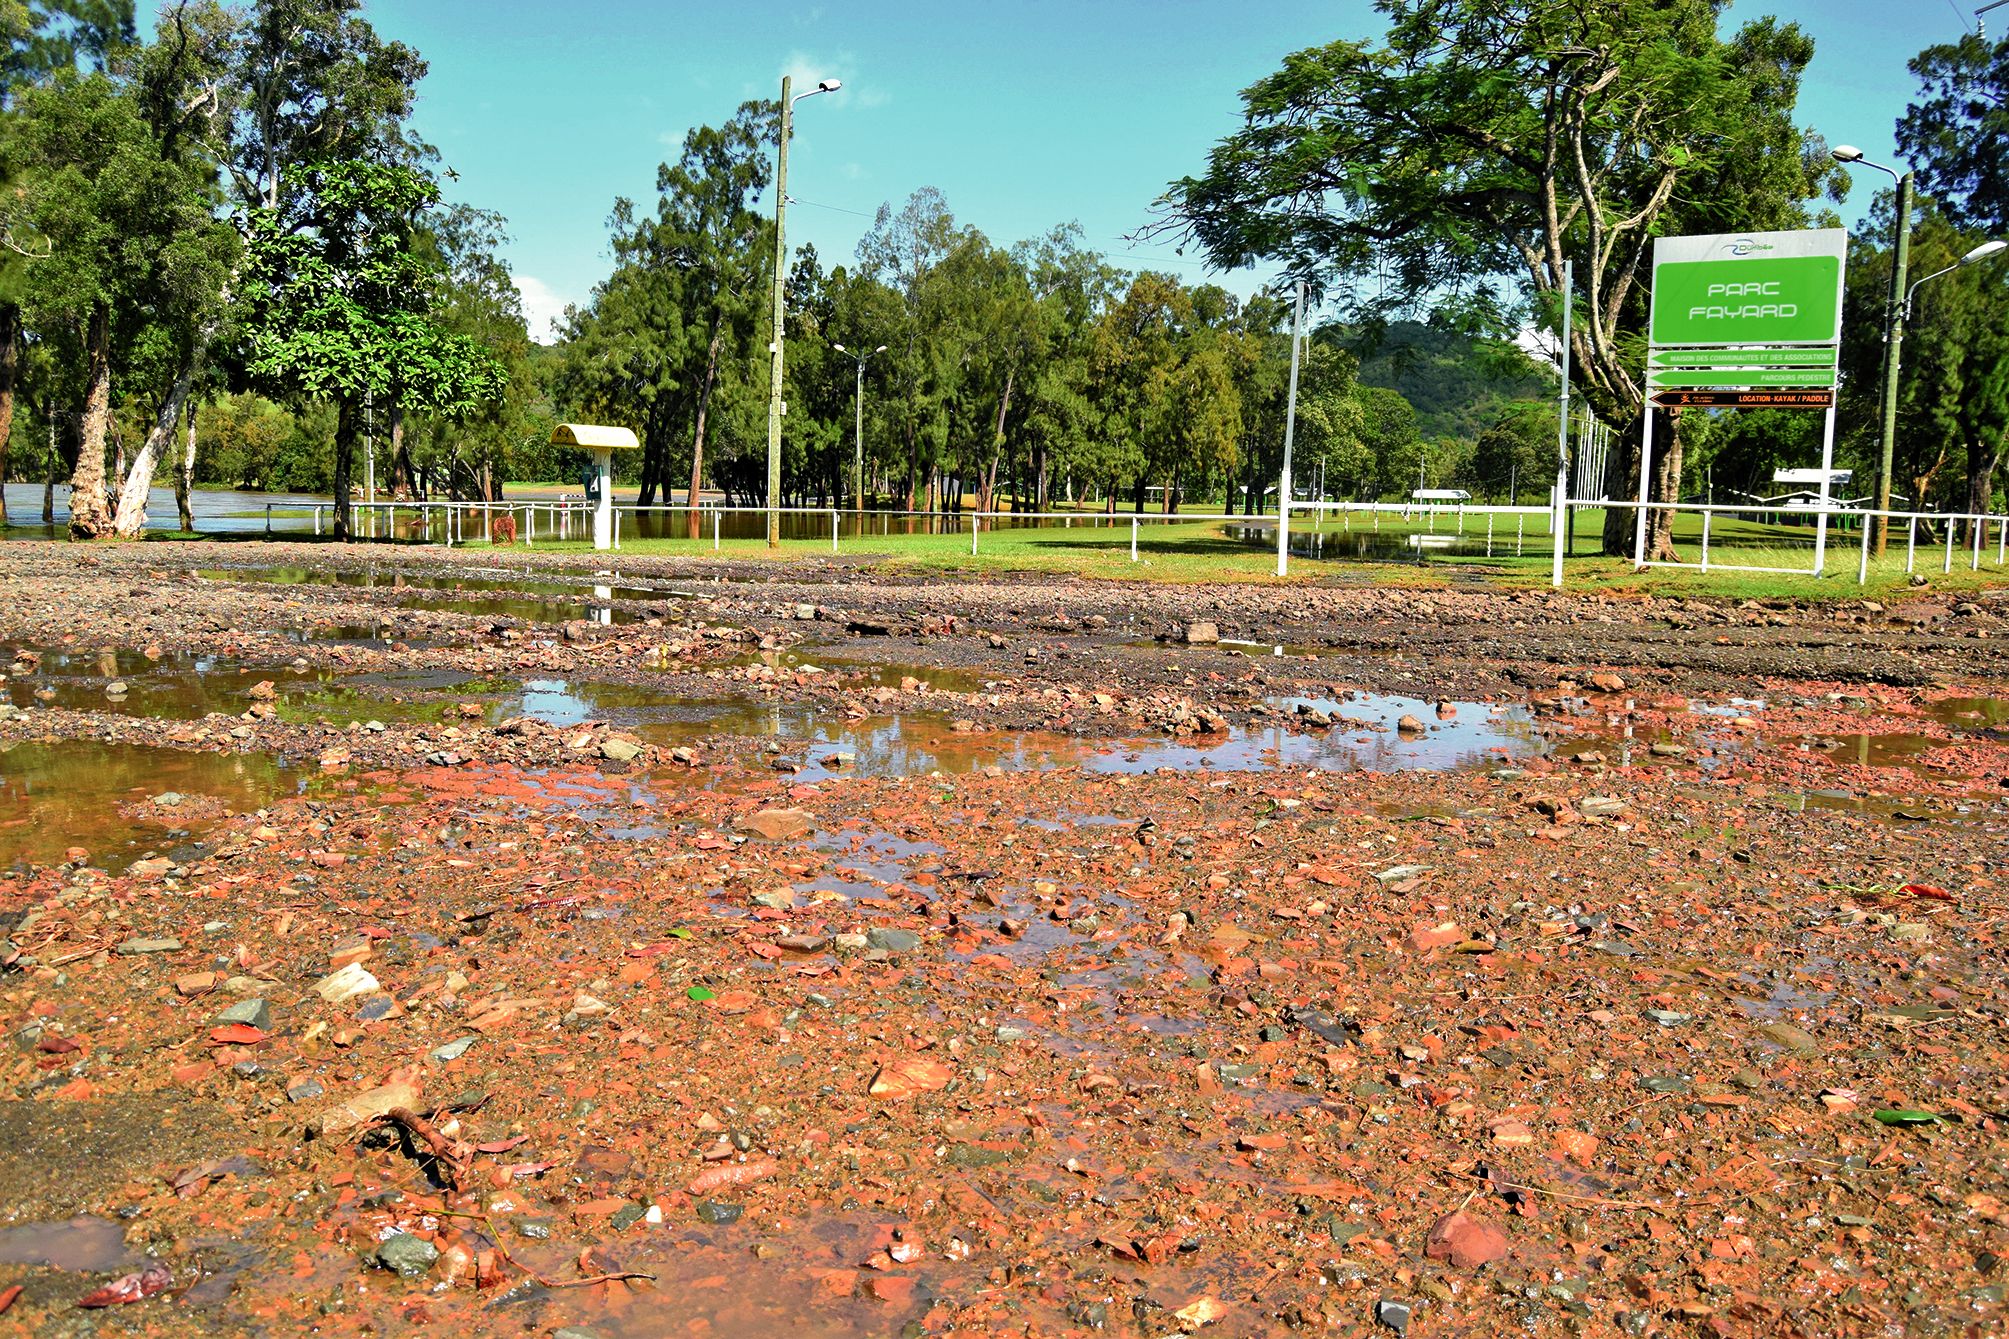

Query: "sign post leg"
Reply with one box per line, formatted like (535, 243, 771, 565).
(1812, 403, 1837, 575)
(1633, 405, 1654, 569)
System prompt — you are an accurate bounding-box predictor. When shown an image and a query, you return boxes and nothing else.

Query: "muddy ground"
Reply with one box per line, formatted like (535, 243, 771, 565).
(0, 539, 2004, 1338)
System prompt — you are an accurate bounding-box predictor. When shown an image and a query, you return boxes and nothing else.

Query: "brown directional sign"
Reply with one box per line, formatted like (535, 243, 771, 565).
(1649, 388, 1833, 409)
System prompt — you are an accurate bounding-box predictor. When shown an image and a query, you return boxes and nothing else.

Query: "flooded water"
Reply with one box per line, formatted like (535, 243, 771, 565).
(0, 1214, 138, 1271)
(3, 647, 475, 725)
(1, 484, 327, 536)
(197, 566, 678, 625)
(0, 740, 300, 870)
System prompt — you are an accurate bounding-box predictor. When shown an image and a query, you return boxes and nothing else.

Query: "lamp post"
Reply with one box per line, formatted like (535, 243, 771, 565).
(1832, 144, 1911, 554)
(832, 341, 886, 513)
(764, 74, 841, 547)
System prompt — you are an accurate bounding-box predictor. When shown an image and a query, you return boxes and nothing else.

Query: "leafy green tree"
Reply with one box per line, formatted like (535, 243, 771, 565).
(238, 158, 504, 538)
(1158, 0, 1834, 556)
(0, 0, 134, 526)
(1899, 34, 2009, 233)
(1471, 402, 1555, 502)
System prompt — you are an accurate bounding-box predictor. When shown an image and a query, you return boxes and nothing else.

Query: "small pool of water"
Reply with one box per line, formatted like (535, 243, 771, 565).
(0, 741, 302, 871)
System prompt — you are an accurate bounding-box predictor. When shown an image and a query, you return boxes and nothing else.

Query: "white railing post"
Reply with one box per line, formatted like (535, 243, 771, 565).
(1516, 511, 1524, 556)
(970, 511, 978, 556)
(1485, 512, 1493, 556)
(1972, 516, 1982, 571)
(832, 508, 839, 554)
(713, 508, 720, 552)
(1998, 515, 2006, 567)
(1857, 508, 1871, 585)
(1944, 519, 1954, 574)
(1130, 516, 1138, 562)
(1700, 507, 1712, 573)
(1907, 516, 1917, 573)
(313, 505, 321, 536)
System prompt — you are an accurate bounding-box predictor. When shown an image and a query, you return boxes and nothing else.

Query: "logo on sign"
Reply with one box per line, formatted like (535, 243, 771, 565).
(1726, 238, 1776, 256)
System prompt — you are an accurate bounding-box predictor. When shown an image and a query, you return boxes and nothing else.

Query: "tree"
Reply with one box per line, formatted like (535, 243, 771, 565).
(1157, 0, 1835, 557)
(13, 58, 235, 537)
(0, 0, 134, 526)
(1471, 402, 1555, 502)
(238, 158, 505, 539)
(1899, 34, 2009, 233)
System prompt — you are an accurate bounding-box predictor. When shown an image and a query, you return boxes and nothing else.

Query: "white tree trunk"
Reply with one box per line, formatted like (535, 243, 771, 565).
(112, 363, 196, 538)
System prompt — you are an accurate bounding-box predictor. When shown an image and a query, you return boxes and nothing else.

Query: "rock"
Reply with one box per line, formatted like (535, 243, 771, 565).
(116, 937, 183, 956)
(866, 927, 921, 953)
(1396, 714, 1425, 734)
(1434, 702, 1456, 719)
(1424, 1210, 1508, 1269)
(286, 1077, 325, 1104)
(1589, 672, 1627, 692)
(599, 737, 643, 763)
(695, 1200, 743, 1225)
(430, 1036, 477, 1062)
(153, 792, 185, 807)
(1183, 621, 1219, 645)
(1406, 921, 1462, 952)
(1757, 1021, 1818, 1053)
(306, 1076, 421, 1137)
(736, 808, 815, 841)
(751, 890, 795, 911)
(374, 1232, 438, 1277)
(313, 962, 382, 1005)
(1578, 796, 1627, 818)
(1375, 1298, 1414, 1333)
(214, 998, 272, 1031)
(247, 680, 277, 700)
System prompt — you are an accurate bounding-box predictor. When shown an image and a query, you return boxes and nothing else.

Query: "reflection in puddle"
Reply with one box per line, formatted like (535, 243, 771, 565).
(0, 741, 300, 871)
(0, 1214, 138, 1271)
(196, 567, 677, 626)
(3, 649, 473, 725)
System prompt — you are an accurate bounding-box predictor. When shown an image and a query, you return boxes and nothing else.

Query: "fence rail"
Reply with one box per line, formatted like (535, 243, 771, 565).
(257, 494, 2009, 587)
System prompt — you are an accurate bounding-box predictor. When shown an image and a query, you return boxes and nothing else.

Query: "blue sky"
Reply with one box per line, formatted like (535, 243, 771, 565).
(363, 0, 1988, 340)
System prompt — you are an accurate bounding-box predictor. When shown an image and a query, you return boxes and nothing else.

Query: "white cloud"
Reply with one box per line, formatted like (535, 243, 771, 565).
(513, 274, 572, 344)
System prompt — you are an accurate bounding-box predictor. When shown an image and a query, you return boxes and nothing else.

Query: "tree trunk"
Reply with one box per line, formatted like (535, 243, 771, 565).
(66, 304, 116, 539)
(1966, 426, 2006, 551)
(0, 303, 17, 527)
(387, 403, 413, 499)
(688, 322, 722, 538)
(1132, 474, 1147, 514)
(333, 396, 357, 540)
(1644, 411, 1686, 562)
(1162, 472, 1177, 515)
(175, 400, 198, 534)
(1104, 478, 1117, 516)
(113, 359, 200, 537)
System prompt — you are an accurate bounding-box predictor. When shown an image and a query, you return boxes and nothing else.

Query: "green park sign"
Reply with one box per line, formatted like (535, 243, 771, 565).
(1648, 228, 1848, 350)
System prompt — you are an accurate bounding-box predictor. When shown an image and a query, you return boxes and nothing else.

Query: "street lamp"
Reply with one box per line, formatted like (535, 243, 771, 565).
(764, 75, 841, 548)
(1831, 143, 1912, 555)
(1906, 239, 2008, 317)
(832, 342, 887, 513)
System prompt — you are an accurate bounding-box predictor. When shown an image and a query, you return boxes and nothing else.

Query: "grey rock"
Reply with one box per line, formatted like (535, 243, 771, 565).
(214, 998, 272, 1031)
(599, 737, 643, 763)
(115, 937, 183, 956)
(374, 1232, 439, 1277)
(865, 927, 921, 953)
(695, 1200, 743, 1225)
(430, 1036, 477, 1062)
(286, 1078, 325, 1103)
(1376, 1298, 1414, 1333)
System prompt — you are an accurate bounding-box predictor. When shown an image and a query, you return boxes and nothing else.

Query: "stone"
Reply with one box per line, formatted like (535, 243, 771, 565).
(374, 1232, 439, 1277)
(153, 792, 185, 807)
(286, 1078, 326, 1104)
(1183, 621, 1220, 645)
(695, 1200, 743, 1225)
(866, 927, 921, 953)
(313, 962, 382, 1005)
(599, 737, 643, 763)
(430, 1036, 477, 1063)
(1375, 1298, 1414, 1333)
(736, 808, 815, 841)
(1396, 714, 1425, 734)
(214, 998, 272, 1031)
(1424, 1210, 1508, 1269)
(1589, 672, 1626, 692)
(116, 938, 183, 956)
(1757, 1021, 1818, 1053)
(751, 890, 795, 911)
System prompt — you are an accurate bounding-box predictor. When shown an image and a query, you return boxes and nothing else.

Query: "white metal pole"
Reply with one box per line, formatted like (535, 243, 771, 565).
(1907, 516, 1917, 572)
(1857, 508, 1871, 585)
(1812, 403, 1838, 575)
(1130, 515, 1138, 562)
(1275, 279, 1307, 578)
(1633, 405, 1654, 568)
(1551, 261, 1572, 587)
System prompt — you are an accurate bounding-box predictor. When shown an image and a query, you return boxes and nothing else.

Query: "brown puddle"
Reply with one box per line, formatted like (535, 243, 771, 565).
(0, 740, 300, 871)
(0, 1214, 138, 1272)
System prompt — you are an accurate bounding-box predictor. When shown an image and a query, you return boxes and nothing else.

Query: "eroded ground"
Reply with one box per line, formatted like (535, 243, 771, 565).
(0, 540, 2004, 1338)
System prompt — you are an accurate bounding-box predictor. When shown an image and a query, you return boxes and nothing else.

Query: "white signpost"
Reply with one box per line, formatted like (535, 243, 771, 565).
(1639, 227, 1848, 574)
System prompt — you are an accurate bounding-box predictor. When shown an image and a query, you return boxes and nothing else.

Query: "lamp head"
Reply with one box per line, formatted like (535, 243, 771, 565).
(1830, 144, 1864, 163)
(1960, 239, 2008, 265)
(816, 78, 842, 93)
(874, 345, 888, 354)
(833, 343, 847, 353)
